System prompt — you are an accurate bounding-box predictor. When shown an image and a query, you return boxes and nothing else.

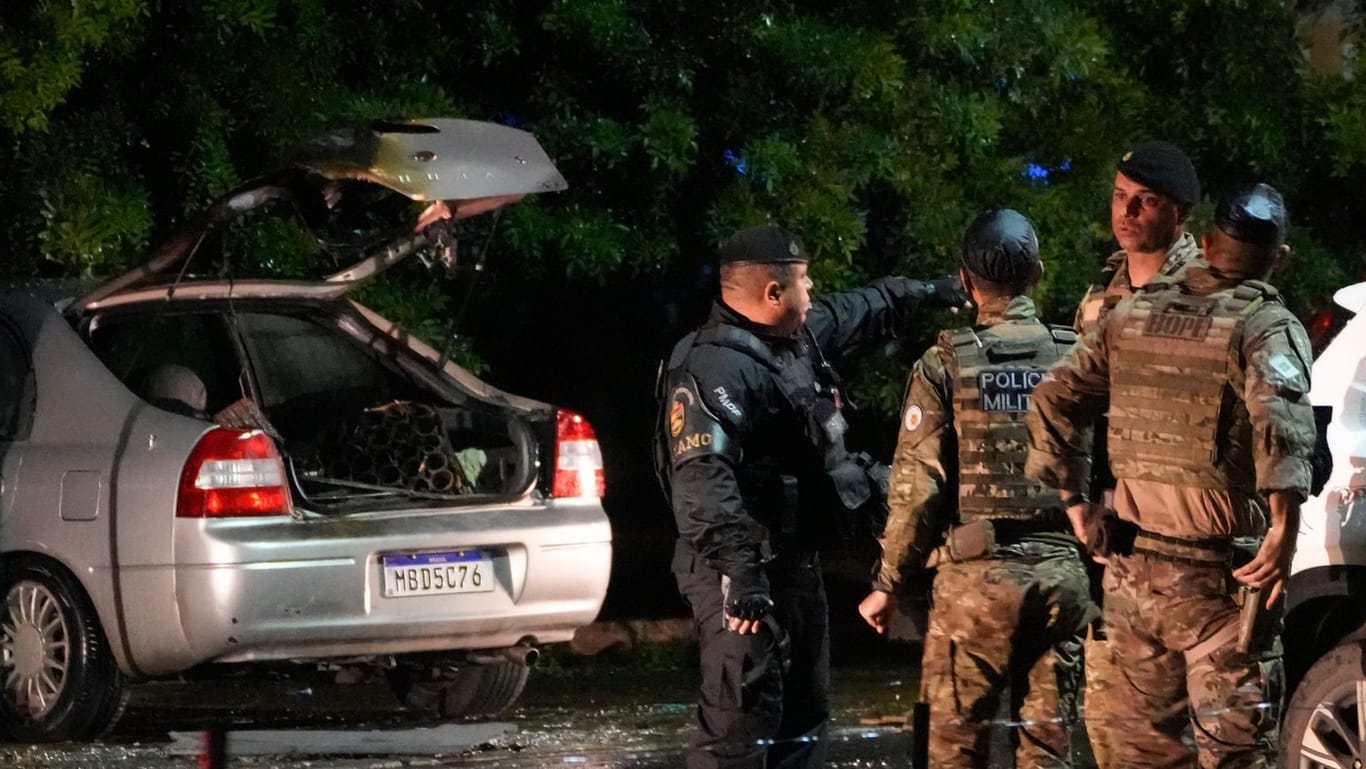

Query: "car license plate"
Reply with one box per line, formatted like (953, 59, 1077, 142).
(381, 551, 494, 598)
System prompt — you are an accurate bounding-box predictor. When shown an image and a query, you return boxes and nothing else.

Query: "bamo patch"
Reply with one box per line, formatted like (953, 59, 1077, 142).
(904, 404, 924, 432)
(1142, 310, 1212, 340)
(669, 387, 694, 437)
(978, 368, 1042, 412)
(673, 432, 713, 456)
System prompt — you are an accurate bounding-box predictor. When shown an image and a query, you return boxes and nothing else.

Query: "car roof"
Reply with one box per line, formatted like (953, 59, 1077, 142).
(1334, 281, 1366, 314)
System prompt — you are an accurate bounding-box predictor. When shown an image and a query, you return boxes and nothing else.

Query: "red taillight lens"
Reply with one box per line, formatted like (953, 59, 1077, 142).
(177, 428, 293, 518)
(552, 409, 605, 499)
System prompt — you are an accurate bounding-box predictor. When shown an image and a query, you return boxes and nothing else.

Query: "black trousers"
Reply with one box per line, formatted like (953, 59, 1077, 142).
(673, 543, 830, 769)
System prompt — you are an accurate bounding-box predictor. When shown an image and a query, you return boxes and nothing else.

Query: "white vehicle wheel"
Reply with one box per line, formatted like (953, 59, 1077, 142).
(0, 560, 126, 741)
(1282, 641, 1366, 769)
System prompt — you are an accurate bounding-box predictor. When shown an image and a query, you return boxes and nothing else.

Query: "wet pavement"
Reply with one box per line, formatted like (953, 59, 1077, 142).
(0, 658, 931, 768)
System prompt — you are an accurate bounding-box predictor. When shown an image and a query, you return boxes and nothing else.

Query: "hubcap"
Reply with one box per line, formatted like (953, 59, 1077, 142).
(1297, 676, 1366, 769)
(0, 580, 70, 719)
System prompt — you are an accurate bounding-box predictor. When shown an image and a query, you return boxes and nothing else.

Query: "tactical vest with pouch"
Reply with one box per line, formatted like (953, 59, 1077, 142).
(657, 323, 874, 520)
(942, 321, 1074, 523)
(1107, 280, 1277, 490)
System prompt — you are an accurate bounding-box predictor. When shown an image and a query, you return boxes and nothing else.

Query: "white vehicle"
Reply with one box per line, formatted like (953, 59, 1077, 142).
(1281, 280, 1366, 767)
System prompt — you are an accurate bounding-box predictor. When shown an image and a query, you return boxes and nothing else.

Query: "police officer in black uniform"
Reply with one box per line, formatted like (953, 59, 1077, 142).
(658, 225, 965, 769)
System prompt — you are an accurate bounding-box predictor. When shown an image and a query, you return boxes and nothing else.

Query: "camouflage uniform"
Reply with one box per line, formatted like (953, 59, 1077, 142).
(1073, 231, 1200, 335)
(1071, 230, 1199, 769)
(1026, 261, 1315, 768)
(875, 295, 1095, 769)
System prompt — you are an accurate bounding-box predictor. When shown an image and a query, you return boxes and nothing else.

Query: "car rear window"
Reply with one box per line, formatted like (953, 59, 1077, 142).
(234, 312, 419, 411)
(88, 312, 245, 415)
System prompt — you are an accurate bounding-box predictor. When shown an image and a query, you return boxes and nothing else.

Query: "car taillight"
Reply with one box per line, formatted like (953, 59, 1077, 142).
(177, 428, 293, 518)
(553, 409, 605, 499)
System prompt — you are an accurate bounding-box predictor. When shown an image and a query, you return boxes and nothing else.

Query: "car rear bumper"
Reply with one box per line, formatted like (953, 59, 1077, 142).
(120, 500, 611, 674)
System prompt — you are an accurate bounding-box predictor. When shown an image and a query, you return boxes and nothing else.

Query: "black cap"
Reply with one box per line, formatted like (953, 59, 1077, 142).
(961, 208, 1039, 284)
(1116, 141, 1200, 207)
(719, 226, 808, 265)
(1215, 183, 1287, 248)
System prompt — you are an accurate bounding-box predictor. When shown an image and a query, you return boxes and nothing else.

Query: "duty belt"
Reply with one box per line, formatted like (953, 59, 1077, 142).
(990, 516, 1070, 545)
(1132, 529, 1233, 567)
(924, 515, 1073, 568)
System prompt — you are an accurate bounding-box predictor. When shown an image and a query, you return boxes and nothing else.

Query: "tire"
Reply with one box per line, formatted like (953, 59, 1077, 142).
(392, 661, 531, 720)
(0, 559, 127, 742)
(1280, 640, 1366, 768)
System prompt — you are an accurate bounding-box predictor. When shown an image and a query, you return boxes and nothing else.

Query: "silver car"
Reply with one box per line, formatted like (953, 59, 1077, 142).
(0, 119, 612, 741)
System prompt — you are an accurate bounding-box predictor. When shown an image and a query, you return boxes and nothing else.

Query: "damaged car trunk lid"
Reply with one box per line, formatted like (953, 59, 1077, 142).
(72, 118, 567, 310)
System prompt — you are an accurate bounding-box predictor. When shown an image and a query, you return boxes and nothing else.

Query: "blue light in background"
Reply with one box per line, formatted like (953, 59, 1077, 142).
(1022, 162, 1051, 185)
(1020, 159, 1073, 186)
(722, 148, 748, 176)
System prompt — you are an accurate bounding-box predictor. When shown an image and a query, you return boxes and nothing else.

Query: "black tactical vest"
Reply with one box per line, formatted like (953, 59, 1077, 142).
(658, 323, 873, 516)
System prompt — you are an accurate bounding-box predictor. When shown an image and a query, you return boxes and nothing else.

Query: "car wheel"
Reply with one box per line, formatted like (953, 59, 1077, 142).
(1281, 640, 1366, 768)
(0, 559, 127, 741)
(393, 662, 531, 720)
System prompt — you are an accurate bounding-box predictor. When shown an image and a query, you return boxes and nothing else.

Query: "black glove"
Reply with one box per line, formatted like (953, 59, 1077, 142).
(878, 275, 968, 310)
(1310, 405, 1334, 497)
(850, 452, 891, 537)
(1084, 511, 1138, 558)
(924, 275, 968, 309)
(723, 565, 773, 623)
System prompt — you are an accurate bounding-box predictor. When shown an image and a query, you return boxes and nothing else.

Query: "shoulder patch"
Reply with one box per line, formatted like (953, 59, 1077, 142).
(903, 404, 924, 432)
(1268, 352, 1302, 382)
(668, 386, 693, 437)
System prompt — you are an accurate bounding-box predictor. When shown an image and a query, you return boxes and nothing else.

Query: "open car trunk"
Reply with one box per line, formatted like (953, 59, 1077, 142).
(85, 300, 545, 513)
(65, 117, 571, 513)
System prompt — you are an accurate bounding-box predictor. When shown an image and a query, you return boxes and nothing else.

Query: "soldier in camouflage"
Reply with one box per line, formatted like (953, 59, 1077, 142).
(1075, 140, 1203, 335)
(1073, 140, 1203, 768)
(1026, 183, 1314, 768)
(860, 209, 1095, 769)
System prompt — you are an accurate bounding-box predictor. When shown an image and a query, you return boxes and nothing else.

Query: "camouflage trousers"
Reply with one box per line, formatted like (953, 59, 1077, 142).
(1099, 552, 1282, 769)
(920, 544, 1093, 769)
(1081, 623, 1127, 769)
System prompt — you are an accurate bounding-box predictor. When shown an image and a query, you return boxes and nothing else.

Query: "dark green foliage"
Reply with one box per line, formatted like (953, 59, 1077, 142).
(2, 1, 1364, 412)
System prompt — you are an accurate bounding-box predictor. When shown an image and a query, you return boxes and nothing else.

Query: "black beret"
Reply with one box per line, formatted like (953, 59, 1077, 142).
(961, 208, 1039, 284)
(1216, 183, 1287, 248)
(1117, 141, 1200, 207)
(719, 226, 808, 265)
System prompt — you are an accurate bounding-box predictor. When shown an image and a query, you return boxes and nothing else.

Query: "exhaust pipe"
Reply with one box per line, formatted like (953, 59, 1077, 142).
(503, 644, 539, 668)
(468, 644, 539, 668)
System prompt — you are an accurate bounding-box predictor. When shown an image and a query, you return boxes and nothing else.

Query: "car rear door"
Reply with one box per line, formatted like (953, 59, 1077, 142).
(0, 315, 34, 525)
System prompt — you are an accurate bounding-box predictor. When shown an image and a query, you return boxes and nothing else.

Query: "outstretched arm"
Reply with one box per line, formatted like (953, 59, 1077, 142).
(806, 276, 966, 356)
